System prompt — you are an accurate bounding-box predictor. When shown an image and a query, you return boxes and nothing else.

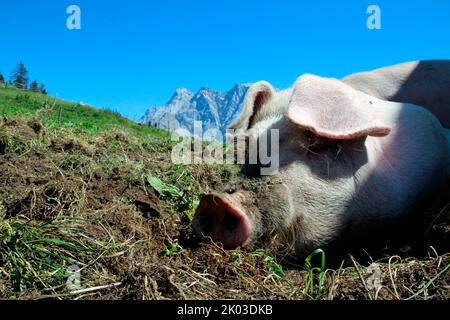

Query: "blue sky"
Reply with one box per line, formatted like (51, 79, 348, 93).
(1, 0, 450, 120)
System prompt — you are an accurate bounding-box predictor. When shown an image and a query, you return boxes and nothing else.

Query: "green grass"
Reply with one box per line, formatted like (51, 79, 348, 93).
(0, 214, 128, 293)
(0, 86, 240, 297)
(0, 86, 169, 142)
(250, 249, 286, 279)
(0, 86, 448, 300)
(304, 248, 328, 299)
(0, 87, 175, 295)
(163, 241, 182, 256)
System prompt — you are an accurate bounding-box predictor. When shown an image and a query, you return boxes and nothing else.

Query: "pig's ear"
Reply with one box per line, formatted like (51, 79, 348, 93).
(229, 81, 275, 132)
(287, 74, 391, 140)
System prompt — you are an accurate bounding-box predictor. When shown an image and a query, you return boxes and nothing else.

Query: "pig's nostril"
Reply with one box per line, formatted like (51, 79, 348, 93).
(223, 211, 239, 234)
(198, 214, 213, 233)
(193, 193, 253, 249)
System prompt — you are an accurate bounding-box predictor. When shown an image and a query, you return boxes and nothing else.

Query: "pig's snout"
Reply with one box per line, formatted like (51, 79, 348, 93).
(192, 193, 253, 249)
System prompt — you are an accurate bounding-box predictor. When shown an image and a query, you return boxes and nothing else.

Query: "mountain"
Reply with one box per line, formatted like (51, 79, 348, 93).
(139, 84, 251, 137)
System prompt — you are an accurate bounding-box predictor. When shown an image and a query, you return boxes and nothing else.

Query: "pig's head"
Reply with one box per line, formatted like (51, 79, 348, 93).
(192, 74, 392, 254)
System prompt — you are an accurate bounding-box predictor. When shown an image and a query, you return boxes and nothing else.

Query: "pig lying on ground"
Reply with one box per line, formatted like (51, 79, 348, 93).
(192, 60, 450, 258)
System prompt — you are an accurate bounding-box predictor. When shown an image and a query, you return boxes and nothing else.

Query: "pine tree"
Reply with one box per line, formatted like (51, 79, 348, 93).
(39, 83, 47, 95)
(0, 73, 4, 84)
(10, 62, 29, 90)
(30, 80, 39, 92)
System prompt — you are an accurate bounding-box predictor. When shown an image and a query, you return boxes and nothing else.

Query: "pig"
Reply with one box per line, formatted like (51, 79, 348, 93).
(342, 60, 450, 128)
(192, 60, 450, 258)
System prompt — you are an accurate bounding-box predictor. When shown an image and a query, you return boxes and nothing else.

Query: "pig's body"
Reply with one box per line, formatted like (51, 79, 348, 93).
(342, 60, 450, 129)
(193, 60, 450, 258)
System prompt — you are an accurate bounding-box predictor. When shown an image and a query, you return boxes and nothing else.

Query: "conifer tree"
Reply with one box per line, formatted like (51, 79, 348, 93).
(10, 62, 29, 90)
(39, 83, 47, 95)
(30, 80, 39, 92)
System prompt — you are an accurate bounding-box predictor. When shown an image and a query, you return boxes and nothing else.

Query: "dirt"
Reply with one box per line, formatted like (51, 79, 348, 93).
(0, 118, 448, 300)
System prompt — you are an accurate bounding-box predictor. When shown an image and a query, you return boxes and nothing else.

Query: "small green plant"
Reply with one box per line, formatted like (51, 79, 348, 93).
(147, 175, 184, 199)
(249, 249, 286, 279)
(231, 248, 243, 268)
(163, 241, 182, 256)
(147, 174, 196, 218)
(304, 248, 326, 299)
(263, 255, 286, 278)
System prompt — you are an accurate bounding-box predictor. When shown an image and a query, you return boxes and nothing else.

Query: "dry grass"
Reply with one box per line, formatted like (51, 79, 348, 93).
(0, 115, 448, 300)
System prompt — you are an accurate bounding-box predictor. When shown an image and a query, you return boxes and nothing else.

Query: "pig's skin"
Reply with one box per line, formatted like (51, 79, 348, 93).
(194, 60, 450, 257)
(251, 77, 446, 254)
(232, 60, 450, 132)
(343, 60, 450, 128)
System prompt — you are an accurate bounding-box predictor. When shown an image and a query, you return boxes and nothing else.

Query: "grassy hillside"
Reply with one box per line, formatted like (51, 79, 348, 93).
(0, 86, 167, 139)
(0, 86, 448, 300)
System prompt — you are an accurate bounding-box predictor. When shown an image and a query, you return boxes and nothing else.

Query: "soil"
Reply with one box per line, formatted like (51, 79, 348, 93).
(0, 118, 448, 300)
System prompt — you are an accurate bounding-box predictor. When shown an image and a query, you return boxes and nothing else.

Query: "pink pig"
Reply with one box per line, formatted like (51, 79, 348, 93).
(193, 60, 450, 257)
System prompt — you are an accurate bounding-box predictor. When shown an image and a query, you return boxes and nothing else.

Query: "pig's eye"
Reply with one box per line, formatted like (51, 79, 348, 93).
(303, 130, 315, 140)
(307, 141, 330, 154)
(303, 131, 325, 153)
(224, 186, 236, 194)
(303, 131, 339, 155)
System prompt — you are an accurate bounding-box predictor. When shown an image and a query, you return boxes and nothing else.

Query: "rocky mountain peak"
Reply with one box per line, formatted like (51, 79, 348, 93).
(139, 84, 251, 136)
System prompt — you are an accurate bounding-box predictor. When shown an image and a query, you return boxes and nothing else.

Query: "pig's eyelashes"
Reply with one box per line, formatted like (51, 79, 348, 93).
(303, 130, 316, 140)
(304, 135, 341, 157)
(307, 142, 329, 154)
(301, 131, 326, 155)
